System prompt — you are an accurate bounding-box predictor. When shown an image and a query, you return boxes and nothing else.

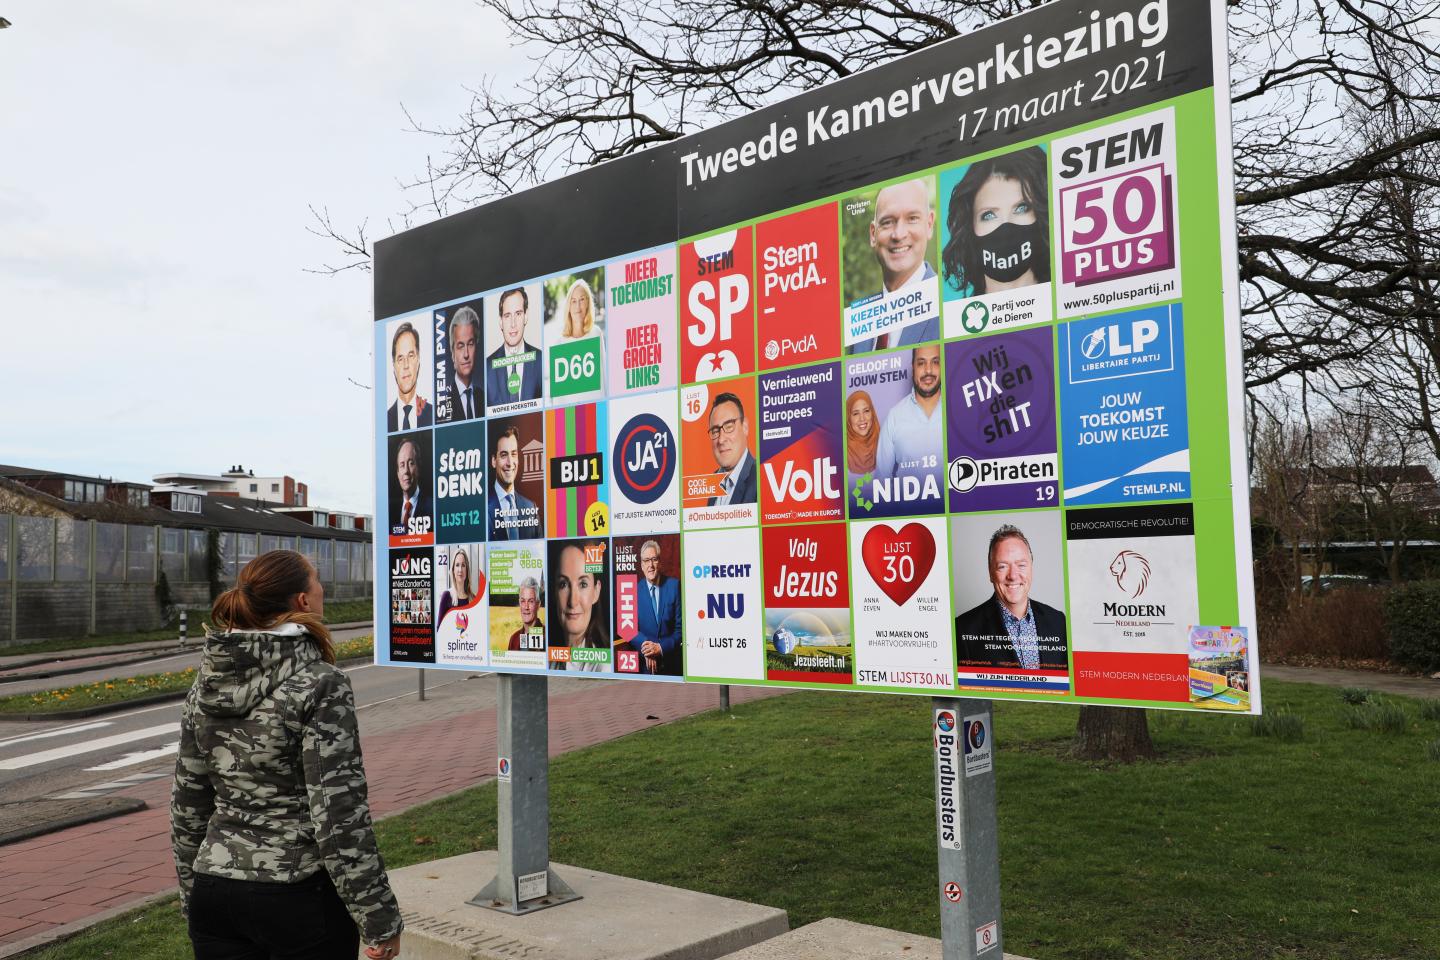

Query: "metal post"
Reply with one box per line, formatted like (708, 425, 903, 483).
(88, 520, 97, 635)
(471, 674, 579, 914)
(932, 697, 1002, 960)
(417, 667, 426, 701)
(719, 684, 731, 712)
(179, 609, 188, 646)
(7, 515, 16, 644)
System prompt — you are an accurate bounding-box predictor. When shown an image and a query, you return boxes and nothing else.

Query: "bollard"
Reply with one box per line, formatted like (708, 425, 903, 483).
(179, 609, 188, 646)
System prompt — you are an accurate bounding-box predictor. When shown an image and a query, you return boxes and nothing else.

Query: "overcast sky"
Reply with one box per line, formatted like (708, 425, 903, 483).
(0, 1, 522, 515)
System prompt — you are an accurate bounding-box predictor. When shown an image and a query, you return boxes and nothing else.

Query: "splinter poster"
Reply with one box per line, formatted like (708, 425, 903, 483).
(374, 0, 1259, 714)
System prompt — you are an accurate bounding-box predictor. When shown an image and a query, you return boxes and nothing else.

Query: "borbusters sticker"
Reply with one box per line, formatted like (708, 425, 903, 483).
(497, 757, 512, 782)
(963, 713, 993, 778)
(934, 708, 963, 851)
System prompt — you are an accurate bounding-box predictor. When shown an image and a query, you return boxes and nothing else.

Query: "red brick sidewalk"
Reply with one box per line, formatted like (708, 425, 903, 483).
(0, 680, 780, 955)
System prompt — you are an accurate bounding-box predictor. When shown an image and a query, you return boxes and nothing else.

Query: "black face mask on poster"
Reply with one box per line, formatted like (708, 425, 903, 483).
(978, 221, 1041, 284)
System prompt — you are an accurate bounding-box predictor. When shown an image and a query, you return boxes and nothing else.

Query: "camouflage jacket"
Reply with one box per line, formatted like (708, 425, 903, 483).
(171, 625, 403, 944)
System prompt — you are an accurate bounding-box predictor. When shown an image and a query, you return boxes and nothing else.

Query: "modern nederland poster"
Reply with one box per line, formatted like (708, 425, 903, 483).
(373, 0, 1258, 713)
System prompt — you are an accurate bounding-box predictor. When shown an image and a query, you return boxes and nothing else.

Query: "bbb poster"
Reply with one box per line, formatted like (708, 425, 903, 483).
(945, 327, 1059, 512)
(758, 362, 844, 524)
(487, 543, 546, 670)
(606, 247, 677, 394)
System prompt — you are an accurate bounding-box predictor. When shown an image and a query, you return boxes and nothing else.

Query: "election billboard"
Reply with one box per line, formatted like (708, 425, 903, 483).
(373, 0, 1259, 713)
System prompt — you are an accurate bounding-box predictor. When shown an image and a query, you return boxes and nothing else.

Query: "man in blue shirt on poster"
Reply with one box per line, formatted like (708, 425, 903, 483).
(627, 539, 681, 675)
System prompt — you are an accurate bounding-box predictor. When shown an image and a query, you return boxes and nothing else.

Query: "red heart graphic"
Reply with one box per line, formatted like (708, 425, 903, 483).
(860, 522, 937, 606)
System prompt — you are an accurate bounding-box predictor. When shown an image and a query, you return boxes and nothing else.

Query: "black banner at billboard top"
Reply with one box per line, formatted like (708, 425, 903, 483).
(375, 0, 1210, 319)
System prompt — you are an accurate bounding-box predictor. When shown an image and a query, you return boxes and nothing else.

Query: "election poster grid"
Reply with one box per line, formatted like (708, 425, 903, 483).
(374, 3, 1257, 714)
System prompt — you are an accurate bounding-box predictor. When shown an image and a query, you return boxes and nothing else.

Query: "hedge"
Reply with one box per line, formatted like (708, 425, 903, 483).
(1383, 580, 1440, 672)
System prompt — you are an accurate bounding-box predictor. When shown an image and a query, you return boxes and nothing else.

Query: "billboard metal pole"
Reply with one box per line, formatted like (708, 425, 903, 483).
(471, 674, 579, 914)
(933, 697, 1002, 960)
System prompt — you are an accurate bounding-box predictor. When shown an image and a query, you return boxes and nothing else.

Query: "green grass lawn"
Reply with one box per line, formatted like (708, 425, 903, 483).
(0, 601, 373, 659)
(321, 597, 374, 624)
(23, 678, 1440, 960)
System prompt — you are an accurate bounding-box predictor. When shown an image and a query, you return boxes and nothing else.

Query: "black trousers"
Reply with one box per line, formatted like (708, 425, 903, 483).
(189, 871, 360, 960)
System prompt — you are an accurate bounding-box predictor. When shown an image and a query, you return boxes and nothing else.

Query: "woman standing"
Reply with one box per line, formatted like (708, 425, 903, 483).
(172, 550, 403, 960)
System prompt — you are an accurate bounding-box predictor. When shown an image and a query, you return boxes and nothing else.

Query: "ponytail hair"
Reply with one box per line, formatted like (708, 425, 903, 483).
(211, 549, 335, 664)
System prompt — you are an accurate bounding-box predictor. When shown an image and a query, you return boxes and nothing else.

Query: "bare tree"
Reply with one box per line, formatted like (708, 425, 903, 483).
(1318, 396, 1436, 583)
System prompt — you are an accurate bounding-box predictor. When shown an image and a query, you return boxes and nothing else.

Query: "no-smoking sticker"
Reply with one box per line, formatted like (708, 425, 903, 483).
(943, 881, 962, 903)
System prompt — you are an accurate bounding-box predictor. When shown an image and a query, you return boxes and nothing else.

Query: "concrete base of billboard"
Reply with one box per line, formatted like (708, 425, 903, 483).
(715, 918, 1032, 960)
(389, 850, 789, 960)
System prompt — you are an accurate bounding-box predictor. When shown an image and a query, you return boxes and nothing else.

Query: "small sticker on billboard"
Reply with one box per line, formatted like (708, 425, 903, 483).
(518, 870, 548, 902)
(934, 708, 963, 851)
(963, 714, 993, 778)
(976, 921, 999, 953)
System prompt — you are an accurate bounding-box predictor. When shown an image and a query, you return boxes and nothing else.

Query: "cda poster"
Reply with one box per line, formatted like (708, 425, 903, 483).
(373, 0, 1259, 715)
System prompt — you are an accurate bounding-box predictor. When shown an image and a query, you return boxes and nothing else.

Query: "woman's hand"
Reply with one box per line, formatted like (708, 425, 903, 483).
(365, 934, 402, 959)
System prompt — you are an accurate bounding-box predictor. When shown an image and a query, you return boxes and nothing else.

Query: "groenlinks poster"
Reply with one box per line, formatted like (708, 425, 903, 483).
(373, 0, 1258, 713)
